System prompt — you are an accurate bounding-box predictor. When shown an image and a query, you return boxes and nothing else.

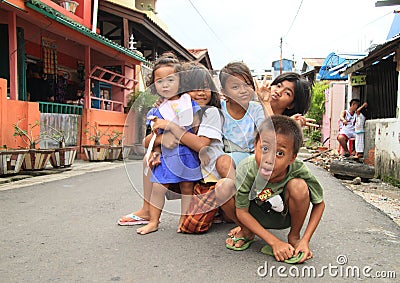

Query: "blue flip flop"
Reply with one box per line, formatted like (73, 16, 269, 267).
(226, 237, 256, 251)
(261, 244, 305, 264)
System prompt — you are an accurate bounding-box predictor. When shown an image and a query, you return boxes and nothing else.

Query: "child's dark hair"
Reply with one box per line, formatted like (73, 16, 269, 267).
(147, 52, 183, 95)
(349, 98, 360, 107)
(270, 72, 312, 116)
(219, 61, 255, 91)
(182, 62, 222, 123)
(181, 62, 221, 109)
(255, 115, 303, 155)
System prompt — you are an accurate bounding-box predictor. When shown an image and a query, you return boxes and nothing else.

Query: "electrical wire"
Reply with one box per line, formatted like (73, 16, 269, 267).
(283, 9, 394, 63)
(187, 0, 235, 57)
(322, 10, 393, 47)
(283, 0, 304, 39)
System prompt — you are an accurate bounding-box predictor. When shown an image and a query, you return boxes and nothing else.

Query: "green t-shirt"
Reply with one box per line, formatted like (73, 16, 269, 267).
(235, 156, 324, 209)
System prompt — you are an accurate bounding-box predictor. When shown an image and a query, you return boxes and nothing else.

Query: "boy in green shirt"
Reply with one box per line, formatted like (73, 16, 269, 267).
(226, 115, 325, 263)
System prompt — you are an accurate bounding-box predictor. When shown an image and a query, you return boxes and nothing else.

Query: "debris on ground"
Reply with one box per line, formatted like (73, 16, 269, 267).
(302, 147, 400, 226)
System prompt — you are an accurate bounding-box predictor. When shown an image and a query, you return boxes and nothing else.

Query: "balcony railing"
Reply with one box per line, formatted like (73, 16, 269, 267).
(39, 102, 83, 115)
(90, 97, 124, 112)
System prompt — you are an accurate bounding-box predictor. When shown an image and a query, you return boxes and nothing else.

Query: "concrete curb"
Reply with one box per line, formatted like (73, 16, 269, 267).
(0, 159, 139, 191)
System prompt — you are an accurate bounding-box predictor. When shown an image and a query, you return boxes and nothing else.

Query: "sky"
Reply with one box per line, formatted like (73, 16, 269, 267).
(156, 0, 397, 71)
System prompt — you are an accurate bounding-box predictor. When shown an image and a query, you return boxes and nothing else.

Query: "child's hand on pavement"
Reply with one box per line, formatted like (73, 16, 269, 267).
(293, 239, 313, 263)
(271, 241, 296, 262)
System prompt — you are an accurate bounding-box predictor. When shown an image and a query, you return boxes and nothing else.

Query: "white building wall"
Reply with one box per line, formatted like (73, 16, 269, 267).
(373, 119, 400, 180)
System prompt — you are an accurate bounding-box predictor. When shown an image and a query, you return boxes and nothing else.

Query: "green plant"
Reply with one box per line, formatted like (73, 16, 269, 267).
(126, 90, 157, 113)
(130, 90, 158, 142)
(304, 129, 322, 149)
(13, 118, 46, 149)
(84, 123, 108, 145)
(46, 125, 67, 148)
(106, 130, 123, 146)
(306, 81, 329, 125)
(382, 175, 400, 188)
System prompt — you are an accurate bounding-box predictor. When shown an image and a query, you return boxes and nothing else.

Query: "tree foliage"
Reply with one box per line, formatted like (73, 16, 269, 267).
(306, 81, 329, 124)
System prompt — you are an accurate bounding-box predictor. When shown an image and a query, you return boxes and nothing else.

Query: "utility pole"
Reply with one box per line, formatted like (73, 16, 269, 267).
(280, 37, 283, 75)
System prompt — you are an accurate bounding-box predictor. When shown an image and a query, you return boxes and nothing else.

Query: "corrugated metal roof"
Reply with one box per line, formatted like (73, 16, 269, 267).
(26, 0, 147, 63)
(302, 58, 325, 67)
(105, 0, 169, 32)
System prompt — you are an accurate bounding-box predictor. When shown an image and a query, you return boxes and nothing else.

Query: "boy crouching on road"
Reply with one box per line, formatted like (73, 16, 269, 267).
(226, 115, 325, 263)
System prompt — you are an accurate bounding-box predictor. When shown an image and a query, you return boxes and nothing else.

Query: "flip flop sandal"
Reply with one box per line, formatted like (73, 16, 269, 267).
(261, 244, 305, 264)
(226, 237, 256, 251)
(117, 214, 150, 226)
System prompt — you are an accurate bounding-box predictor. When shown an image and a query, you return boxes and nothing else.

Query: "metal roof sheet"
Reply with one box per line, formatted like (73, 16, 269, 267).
(26, 0, 147, 63)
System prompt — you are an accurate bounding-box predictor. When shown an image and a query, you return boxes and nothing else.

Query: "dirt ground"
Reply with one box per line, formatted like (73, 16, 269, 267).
(342, 178, 400, 226)
(303, 149, 400, 226)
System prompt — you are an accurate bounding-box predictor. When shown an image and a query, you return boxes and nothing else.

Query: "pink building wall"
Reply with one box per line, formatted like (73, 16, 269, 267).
(321, 82, 347, 150)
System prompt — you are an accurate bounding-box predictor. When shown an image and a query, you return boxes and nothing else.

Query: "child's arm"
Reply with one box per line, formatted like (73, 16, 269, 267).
(356, 102, 368, 115)
(254, 79, 274, 116)
(294, 200, 325, 262)
(191, 112, 200, 135)
(339, 110, 348, 126)
(236, 207, 296, 261)
(152, 118, 211, 152)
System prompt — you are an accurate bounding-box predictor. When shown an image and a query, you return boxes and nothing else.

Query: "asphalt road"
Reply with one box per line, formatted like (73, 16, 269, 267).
(0, 160, 399, 282)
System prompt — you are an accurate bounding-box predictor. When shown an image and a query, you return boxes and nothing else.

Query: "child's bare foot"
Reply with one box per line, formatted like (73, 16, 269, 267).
(132, 208, 150, 220)
(226, 229, 254, 249)
(136, 222, 158, 235)
(228, 226, 241, 237)
(117, 210, 150, 226)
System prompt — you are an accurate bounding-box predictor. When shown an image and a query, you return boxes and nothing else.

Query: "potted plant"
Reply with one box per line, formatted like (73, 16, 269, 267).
(13, 119, 54, 171)
(46, 125, 78, 168)
(82, 123, 109, 161)
(0, 145, 28, 176)
(105, 130, 123, 161)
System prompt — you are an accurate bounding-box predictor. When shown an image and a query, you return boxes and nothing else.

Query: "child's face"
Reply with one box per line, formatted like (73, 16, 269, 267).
(254, 131, 297, 182)
(154, 66, 180, 99)
(188, 88, 211, 106)
(222, 75, 253, 106)
(350, 101, 360, 112)
(269, 80, 295, 114)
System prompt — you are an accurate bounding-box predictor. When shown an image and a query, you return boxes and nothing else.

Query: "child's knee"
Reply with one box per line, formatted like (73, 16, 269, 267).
(286, 178, 309, 201)
(216, 154, 235, 178)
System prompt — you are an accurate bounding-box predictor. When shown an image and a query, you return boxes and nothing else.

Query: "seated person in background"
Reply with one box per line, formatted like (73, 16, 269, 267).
(337, 99, 360, 157)
(27, 64, 54, 102)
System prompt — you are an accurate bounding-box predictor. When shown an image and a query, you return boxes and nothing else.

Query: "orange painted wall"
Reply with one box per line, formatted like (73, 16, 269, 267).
(0, 78, 41, 149)
(81, 108, 137, 146)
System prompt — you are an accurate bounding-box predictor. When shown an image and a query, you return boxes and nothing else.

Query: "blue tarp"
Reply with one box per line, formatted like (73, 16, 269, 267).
(318, 52, 365, 80)
(272, 59, 293, 71)
(387, 12, 400, 40)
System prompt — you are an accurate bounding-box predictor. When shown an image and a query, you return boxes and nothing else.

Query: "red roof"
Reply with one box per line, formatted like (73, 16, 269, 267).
(187, 48, 208, 59)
